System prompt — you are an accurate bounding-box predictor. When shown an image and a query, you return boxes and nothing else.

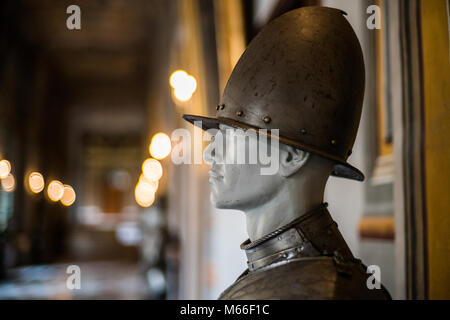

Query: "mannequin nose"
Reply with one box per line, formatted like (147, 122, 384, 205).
(203, 140, 216, 165)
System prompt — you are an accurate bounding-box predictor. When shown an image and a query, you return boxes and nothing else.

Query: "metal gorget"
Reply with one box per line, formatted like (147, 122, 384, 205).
(240, 203, 356, 272)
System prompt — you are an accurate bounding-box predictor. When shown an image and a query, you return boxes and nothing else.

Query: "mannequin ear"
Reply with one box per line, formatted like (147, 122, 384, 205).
(279, 145, 310, 177)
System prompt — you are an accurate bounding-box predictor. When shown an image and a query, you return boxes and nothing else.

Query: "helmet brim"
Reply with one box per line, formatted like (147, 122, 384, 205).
(182, 114, 365, 181)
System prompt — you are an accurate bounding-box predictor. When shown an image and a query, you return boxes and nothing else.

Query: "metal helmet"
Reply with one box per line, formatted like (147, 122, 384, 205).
(183, 6, 366, 181)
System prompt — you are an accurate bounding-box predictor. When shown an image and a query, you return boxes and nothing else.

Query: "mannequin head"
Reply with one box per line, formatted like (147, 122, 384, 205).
(204, 124, 335, 239)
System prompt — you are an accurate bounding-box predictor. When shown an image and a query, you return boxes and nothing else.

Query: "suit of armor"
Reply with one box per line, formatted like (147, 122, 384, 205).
(183, 6, 392, 299)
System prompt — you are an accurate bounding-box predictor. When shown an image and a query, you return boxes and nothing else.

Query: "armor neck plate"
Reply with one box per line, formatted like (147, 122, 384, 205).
(241, 203, 355, 272)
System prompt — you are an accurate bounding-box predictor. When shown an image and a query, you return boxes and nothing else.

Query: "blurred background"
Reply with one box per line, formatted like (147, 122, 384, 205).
(0, 0, 448, 300)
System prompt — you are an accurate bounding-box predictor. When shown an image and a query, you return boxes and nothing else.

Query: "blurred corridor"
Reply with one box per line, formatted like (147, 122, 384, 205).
(0, 0, 449, 300)
(0, 0, 167, 299)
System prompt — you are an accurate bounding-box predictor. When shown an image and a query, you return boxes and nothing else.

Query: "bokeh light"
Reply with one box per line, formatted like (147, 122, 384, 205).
(150, 132, 172, 160)
(135, 183, 156, 208)
(169, 70, 188, 88)
(139, 174, 159, 194)
(142, 158, 163, 181)
(1, 173, 15, 192)
(170, 70, 197, 102)
(0, 160, 11, 179)
(47, 180, 64, 202)
(61, 185, 76, 206)
(174, 87, 193, 102)
(28, 172, 45, 194)
(185, 75, 197, 92)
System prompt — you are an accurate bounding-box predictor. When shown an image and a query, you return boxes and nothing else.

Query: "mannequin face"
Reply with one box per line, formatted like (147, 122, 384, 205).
(203, 124, 333, 240)
(204, 125, 289, 210)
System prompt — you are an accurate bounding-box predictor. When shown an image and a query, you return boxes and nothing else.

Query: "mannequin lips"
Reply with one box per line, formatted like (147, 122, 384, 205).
(208, 169, 223, 184)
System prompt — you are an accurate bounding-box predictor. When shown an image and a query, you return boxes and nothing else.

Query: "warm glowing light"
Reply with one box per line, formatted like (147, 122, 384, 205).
(61, 185, 76, 206)
(186, 75, 197, 92)
(135, 183, 156, 208)
(28, 172, 45, 194)
(0, 160, 11, 179)
(139, 174, 159, 194)
(150, 133, 172, 160)
(135, 194, 155, 208)
(174, 87, 193, 102)
(170, 70, 188, 88)
(1, 173, 15, 192)
(142, 158, 163, 181)
(47, 180, 64, 202)
(170, 70, 197, 102)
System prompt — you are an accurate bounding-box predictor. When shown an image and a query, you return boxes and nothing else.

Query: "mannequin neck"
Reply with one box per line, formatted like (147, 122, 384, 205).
(244, 177, 327, 241)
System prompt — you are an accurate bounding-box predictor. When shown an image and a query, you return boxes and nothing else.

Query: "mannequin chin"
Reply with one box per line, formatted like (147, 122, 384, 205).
(204, 124, 335, 241)
(208, 162, 284, 210)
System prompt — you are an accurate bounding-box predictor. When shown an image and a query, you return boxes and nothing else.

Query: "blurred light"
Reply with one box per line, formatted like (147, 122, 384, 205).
(170, 70, 197, 102)
(135, 183, 156, 208)
(0, 160, 11, 179)
(169, 70, 188, 88)
(186, 75, 197, 92)
(174, 87, 194, 102)
(142, 158, 163, 181)
(139, 174, 159, 194)
(47, 180, 64, 202)
(28, 172, 45, 194)
(150, 132, 172, 160)
(1, 173, 15, 192)
(77, 206, 102, 226)
(110, 170, 131, 191)
(116, 221, 142, 246)
(61, 185, 76, 207)
(146, 268, 166, 295)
